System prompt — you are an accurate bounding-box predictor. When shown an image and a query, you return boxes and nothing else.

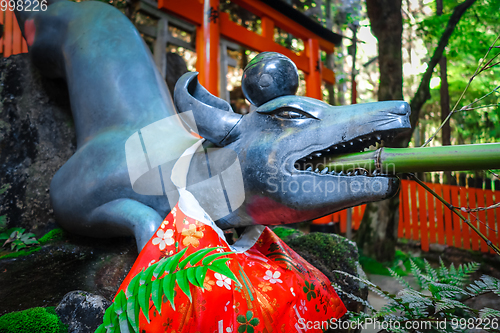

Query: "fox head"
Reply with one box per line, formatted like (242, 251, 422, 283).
(173, 54, 410, 229)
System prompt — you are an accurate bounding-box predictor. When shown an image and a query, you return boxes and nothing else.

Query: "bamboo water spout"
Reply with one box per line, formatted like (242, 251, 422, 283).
(322, 143, 500, 174)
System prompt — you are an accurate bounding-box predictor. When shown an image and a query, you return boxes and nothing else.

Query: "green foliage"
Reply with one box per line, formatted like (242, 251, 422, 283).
(0, 229, 66, 260)
(335, 259, 500, 332)
(272, 226, 304, 241)
(0, 215, 6, 231)
(0, 227, 39, 252)
(95, 247, 240, 333)
(416, 0, 500, 145)
(0, 184, 9, 232)
(38, 229, 66, 245)
(0, 184, 9, 196)
(359, 250, 426, 276)
(0, 307, 68, 333)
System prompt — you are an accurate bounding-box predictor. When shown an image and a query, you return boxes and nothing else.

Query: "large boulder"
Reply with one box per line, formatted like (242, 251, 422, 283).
(55, 290, 111, 333)
(0, 234, 136, 316)
(0, 54, 76, 236)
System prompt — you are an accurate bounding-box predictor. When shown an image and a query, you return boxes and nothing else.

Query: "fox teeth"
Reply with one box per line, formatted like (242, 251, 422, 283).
(321, 167, 328, 174)
(306, 166, 312, 171)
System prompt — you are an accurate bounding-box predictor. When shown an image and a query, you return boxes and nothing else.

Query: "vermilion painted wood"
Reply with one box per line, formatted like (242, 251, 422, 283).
(22, 37, 28, 53)
(398, 181, 406, 238)
(403, 180, 412, 239)
(460, 186, 471, 250)
(434, 184, 445, 245)
(485, 191, 496, 254)
(427, 184, 436, 245)
(312, 215, 332, 225)
(352, 206, 359, 230)
(12, 14, 22, 55)
(332, 212, 340, 224)
(219, 13, 310, 72)
(409, 181, 419, 240)
(4, 9, 13, 58)
(158, 0, 336, 90)
(340, 209, 347, 233)
(493, 190, 500, 255)
(230, 0, 336, 52)
(475, 189, 489, 252)
(450, 186, 462, 248)
(418, 184, 429, 251)
(0, 10, 4, 54)
(359, 205, 366, 229)
(468, 188, 479, 251)
(306, 38, 322, 99)
(442, 185, 454, 247)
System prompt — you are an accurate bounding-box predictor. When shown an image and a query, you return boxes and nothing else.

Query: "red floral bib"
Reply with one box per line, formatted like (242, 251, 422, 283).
(117, 202, 347, 333)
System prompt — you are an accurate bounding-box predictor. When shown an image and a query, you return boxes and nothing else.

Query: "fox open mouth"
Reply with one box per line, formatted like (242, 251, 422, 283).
(293, 130, 396, 177)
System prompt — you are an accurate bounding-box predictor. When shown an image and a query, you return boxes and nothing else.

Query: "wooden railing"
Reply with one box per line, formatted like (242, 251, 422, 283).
(314, 180, 500, 254)
(1, 9, 28, 57)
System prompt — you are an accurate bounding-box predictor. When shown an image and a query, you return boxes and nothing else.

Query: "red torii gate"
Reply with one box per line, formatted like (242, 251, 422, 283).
(157, 0, 341, 99)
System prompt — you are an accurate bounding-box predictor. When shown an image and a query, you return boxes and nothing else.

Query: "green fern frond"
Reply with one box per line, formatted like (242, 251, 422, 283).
(331, 282, 375, 311)
(481, 275, 500, 296)
(435, 299, 469, 314)
(479, 308, 500, 319)
(462, 262, 481, 275)
(424, 259, 438, 281)
(95, 246, 238, 333)
(428, 281, 470, 299)
(388, 268, 411, 289)
(410, 259, 426, 289)
(438, 257, 449, 279)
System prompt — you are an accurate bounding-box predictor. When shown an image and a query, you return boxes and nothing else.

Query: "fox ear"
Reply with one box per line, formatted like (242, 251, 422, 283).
(174, 72, 242, 146)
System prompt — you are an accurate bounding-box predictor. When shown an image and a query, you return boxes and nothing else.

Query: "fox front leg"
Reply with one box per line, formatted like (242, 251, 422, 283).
(86, 199, 164, 251)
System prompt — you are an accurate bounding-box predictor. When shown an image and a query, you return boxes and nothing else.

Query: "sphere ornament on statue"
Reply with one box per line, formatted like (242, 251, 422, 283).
(241, 52, 299, 106)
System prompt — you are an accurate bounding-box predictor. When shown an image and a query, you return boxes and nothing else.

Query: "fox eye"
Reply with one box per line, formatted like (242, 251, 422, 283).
(272, 108, 315, 120)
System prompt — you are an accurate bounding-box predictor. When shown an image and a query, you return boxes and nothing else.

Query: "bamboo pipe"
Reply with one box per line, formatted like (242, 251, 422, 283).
(323, 143, 500, 174)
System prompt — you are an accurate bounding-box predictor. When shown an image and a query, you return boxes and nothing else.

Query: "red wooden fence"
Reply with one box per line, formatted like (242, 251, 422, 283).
(1, 9, 28, 58)
(314, 180, 500, 254)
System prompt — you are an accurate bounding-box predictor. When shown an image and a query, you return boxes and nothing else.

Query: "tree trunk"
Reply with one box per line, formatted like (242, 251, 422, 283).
(357, 0, 476, 261)
(355, 0, 403, 262)
(437, 0, 453, 184)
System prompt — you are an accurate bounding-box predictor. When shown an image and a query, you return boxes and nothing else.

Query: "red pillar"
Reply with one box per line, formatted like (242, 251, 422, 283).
(305, 38, 322, 100)
(197, 0, 220, 96)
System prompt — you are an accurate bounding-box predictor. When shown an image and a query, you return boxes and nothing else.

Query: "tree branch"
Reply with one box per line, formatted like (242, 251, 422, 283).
(402, 0, 477, 145)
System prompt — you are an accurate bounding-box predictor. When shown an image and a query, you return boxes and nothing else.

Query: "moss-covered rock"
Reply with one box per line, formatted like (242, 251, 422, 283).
(272, 226, 304, 241)
(0, 307, 67, 333)
(284, 231, 368, 314)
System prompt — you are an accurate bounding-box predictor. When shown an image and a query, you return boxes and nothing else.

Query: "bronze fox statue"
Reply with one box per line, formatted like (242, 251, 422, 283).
(15, 0, 410, 250)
